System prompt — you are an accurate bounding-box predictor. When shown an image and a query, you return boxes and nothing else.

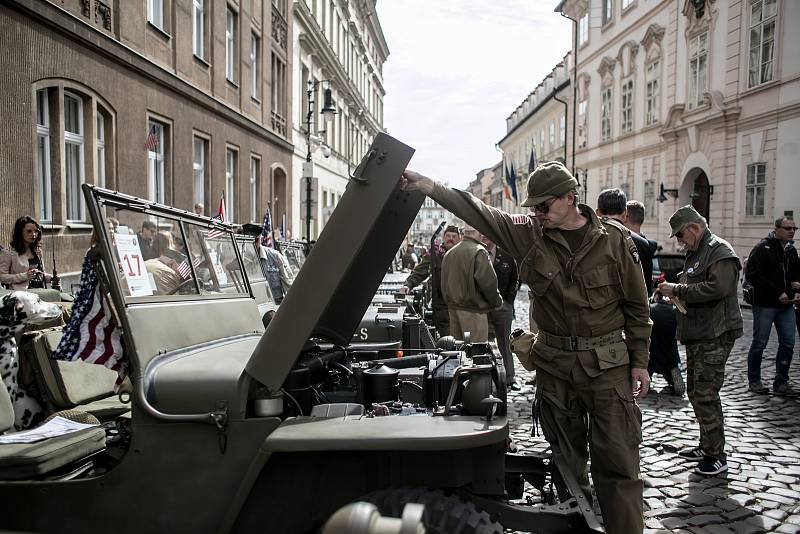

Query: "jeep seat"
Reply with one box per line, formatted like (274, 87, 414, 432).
(0, 380, 106, 480)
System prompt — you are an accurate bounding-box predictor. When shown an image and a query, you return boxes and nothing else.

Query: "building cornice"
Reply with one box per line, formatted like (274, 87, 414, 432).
(7, 0, 294, 151)
(498, 79, 571, 146)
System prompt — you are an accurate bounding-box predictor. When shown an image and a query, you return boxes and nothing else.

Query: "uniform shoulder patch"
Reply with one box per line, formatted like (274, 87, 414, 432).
(511, 214, 531, 226)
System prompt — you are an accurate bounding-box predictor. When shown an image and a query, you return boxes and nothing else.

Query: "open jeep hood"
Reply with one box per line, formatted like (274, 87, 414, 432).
(246, 133, 422, 391)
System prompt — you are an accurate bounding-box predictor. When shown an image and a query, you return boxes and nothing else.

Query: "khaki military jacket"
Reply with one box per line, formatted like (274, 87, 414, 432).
(430, 184, 651, 372)
(441, 237, 502, 313)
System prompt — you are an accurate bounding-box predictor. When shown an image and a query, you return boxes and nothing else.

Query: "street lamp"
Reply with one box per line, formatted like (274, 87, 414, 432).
(304, 80, 337, 244)
(657, 183, 679, 203)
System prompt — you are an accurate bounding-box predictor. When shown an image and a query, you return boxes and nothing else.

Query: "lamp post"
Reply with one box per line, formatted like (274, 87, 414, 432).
(304, 80, 337, 244)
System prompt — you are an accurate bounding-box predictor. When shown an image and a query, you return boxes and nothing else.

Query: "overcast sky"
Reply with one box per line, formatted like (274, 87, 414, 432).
(375, 1, 572, 189)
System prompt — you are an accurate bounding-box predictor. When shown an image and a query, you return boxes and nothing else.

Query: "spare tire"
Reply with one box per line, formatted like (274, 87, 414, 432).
(361, 487, 503, 534)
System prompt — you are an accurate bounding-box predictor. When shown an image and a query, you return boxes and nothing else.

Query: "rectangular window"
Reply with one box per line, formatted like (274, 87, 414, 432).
(622, 0, 634, 9)
(578, 99, 587, 149)
(688, 32, 708, 109)
(64, 93, 85, 221)
(749, 0, 777, 87)
(146, 121, 166, 204)
(250, 157, 260, 222)
(271, 52, 287, 136)
(559, 115, 566, 146)
(621, 79, 633, 133)
(148, 0, 164, 29)
(602, 0, 613, 25)
(644, 179, 656, 218)
(645, 60, 661, 125)
(193, 0, 205, 59)
(746, 163, 766, 216)
(601, 88, 612, 141)
(193, 137, 207, 208)
(579, 13, 589, 45)
(549, 122, 555, 146)
(36, 89, 52, 222)
(251, 32, 260, 99)
(226, 8, 237, 82)
(226, 149, 237, 221)
(96, 114, 105, 188)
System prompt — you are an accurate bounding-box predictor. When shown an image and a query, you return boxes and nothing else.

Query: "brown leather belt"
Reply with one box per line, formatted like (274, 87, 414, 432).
(538, 330, 624, 352)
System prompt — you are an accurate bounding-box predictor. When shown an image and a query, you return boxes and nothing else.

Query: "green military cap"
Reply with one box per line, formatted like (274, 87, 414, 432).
(668, 205, 704, 237)
(520, 161, 579, 207)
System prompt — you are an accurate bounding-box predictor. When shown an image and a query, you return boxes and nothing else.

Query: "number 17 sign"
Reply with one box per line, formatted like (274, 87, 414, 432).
(115, 233, 153, 297)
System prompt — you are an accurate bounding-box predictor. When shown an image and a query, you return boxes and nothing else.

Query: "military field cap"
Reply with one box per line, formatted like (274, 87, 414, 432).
(669, 205, 704, 237)
(520, 161, 579, 208)
(444, 224, 462, 235)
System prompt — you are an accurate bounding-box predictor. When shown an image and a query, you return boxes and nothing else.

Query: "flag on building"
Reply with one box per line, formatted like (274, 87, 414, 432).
(260, 205, 274, 248)
(52, 254, 127, 389)
(502, 163, 512, 201)
(528, 145, 538, 175)
(507, 163, 519, 205)
(144, 125, 158, 152)
(207, 193, 226, 239)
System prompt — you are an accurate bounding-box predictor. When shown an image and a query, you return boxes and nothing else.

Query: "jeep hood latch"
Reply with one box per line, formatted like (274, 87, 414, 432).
(211, 401, 229, 454)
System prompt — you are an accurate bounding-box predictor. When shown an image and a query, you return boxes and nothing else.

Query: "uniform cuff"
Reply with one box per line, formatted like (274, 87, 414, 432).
(630, 350, 649, 369)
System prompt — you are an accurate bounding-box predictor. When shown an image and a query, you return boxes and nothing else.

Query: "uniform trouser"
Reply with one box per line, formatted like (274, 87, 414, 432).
(686, 335, 734, 461)
(431, 305, 450, 339)
(535, 364, 643, 534)
(448, 309, 489, 343)
(488, 301, 514, 381)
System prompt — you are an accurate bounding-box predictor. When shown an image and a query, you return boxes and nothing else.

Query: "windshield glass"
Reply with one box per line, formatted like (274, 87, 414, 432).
(279, 243, 306, 277)
(100, 203, 250, 302)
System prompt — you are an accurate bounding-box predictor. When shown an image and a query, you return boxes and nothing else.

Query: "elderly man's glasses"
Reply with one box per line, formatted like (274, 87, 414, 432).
(533, 197, 559, 214)
(779, 226, 798, 232)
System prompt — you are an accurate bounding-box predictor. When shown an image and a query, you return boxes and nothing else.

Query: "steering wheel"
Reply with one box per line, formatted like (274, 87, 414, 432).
(168, 278, 197, 295)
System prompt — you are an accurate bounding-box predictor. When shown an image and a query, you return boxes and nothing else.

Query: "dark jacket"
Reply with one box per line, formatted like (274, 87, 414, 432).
(492, 247, 519, 304)
(631, 231, 655, 295)
(745, 233, 800, 308)
(405, 249, 446, 309)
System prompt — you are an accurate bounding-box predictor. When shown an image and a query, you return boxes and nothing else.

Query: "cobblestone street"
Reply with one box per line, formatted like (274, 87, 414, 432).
(507, 288, 800, 534)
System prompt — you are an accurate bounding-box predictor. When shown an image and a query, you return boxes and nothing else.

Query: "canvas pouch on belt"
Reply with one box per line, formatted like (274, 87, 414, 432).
(510, 330, 537, 371)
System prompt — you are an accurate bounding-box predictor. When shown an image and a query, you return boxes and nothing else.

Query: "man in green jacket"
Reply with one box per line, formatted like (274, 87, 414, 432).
(402, 162, 651, 534)
(658, 206, 743, 477)
(441, 226, 502, 342)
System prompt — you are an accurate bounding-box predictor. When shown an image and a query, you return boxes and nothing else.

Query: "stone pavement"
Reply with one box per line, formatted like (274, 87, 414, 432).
(506, 288, 800, 534)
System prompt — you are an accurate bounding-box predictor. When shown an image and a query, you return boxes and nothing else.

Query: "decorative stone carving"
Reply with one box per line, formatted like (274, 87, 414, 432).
(272, 6, 288, 50)
(683, 0, 716, 37)
(80, 0, 91, 18)
(616, 41, 639, 76)
(577, 73, 591, 101)
(95, 1, 111, 30)
(641, 24, 665, 64)
(597, 56, 616, 89)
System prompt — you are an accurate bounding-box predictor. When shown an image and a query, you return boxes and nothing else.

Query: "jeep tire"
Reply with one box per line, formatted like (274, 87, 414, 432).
(361, 487, 503, 534)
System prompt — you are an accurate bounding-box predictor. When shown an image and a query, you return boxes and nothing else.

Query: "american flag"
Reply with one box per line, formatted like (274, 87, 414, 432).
(207, 194, 226, 239)
(177, 256, 203, 279)
(52, 254, 127, 389)
(144, 125, 159, 152)
(260, 206, 274, 248)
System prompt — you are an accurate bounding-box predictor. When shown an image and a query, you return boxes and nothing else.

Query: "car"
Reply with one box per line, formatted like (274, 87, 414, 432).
(0, 133, 601, 534)
(652, 251, 684, 285)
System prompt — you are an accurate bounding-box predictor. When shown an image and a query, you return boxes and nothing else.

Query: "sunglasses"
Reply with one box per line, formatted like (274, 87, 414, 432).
(533, 196, 559, 214)
(779, 226, 798, 232)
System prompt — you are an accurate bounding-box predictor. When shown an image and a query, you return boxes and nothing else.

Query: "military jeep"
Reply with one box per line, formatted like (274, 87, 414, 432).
(0, 133, 601, 533)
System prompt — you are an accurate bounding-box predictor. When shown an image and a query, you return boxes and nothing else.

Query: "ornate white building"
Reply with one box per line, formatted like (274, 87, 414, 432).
(291, 0, 388, 240)
(557, 0, 800, 255)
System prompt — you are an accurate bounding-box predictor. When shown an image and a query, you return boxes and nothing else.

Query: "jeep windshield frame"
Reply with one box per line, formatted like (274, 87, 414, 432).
(83, 185, 253, 306)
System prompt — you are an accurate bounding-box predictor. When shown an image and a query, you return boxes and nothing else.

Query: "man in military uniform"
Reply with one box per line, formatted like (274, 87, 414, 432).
(441, 226, 502, 342)
(658, 206, 743, 476)
(402, 162, 651, 534)
(400, 243, 419, 270)
(400, 225, 461, 336)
